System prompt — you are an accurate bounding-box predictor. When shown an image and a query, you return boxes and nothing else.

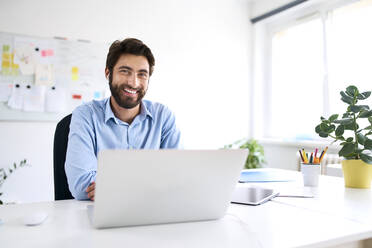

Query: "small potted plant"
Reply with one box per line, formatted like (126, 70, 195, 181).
(0, 159, 29, 204)
(224, 139, 265, 169)
(315, 85, 372, 188)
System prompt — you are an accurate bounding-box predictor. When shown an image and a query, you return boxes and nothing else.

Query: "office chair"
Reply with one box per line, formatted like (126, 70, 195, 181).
(53, 114, 74, 200)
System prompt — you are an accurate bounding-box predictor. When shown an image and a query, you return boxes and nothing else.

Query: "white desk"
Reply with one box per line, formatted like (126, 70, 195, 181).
(1, 169, 372, 248)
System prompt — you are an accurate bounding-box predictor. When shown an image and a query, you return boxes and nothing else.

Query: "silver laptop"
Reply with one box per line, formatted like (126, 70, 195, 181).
(89, 149, 248, 229)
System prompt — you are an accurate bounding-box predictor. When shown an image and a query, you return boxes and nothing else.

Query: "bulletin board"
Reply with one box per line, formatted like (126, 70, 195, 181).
(0, 31, 110, 122)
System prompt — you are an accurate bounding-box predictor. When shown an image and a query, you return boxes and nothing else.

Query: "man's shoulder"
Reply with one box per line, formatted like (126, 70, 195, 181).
(72, 98, 107, 119)
(143, 99, 172, 116)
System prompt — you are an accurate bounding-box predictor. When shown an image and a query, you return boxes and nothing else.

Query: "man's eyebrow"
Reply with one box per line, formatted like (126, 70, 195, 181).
(117, 66, 133, 71)
(117, 66, 148, 74)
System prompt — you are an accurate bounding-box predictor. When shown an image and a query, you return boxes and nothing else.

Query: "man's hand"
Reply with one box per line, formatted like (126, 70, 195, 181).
(86, 182, 95, 201)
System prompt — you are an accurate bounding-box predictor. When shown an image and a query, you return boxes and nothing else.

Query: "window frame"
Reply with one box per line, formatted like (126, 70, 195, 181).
(251, 0, 361, 141)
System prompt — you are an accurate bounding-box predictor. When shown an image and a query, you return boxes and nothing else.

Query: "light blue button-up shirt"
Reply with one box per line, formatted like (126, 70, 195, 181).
(65, 97, 182, 200)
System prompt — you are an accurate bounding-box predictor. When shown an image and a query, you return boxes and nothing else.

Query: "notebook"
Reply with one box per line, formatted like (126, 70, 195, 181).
(239, 169, 296, 183)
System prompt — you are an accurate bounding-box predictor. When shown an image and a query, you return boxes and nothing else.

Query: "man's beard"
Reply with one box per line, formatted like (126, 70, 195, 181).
(109, 74, 147, 109)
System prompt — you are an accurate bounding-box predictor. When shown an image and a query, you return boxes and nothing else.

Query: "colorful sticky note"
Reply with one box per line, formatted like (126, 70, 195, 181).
(72, 74, 79, 81)
(72, 94, 82, 99)
(2, 61, 10, 68)
(71, 66, 79, 81)
(71, 66, 79, 74)
(93, 91, 101, 99)
(2, 53, 10, 60)
(46, 49, 54, 56)
(3, 45, 10, 52)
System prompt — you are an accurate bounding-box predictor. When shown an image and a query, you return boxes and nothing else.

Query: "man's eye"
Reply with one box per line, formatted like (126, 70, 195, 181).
(138, 73, 148, 79)
(120, 70, 129, 74)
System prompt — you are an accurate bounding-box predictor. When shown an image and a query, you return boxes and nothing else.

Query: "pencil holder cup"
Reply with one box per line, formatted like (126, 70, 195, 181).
(301, 163, 321, 187)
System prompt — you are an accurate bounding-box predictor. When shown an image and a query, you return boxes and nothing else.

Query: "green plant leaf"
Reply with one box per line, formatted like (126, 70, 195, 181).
(368, 117, 372, 124)
(320, 123, 335, 133)
(364, 139, 372, 150)
(340, 91, 354, 104)
(320, 116, 326, 121)
(357, 91, 371, 100)
(344, 122, 359, 130)
(0, 199, 3, 205)
(333, 118, 353, 125)
(346, 137, 354, 142)
(320, 123, 328, 132)
(360, 110, 372, 118)
(343, 113, 351, 118)
(346, 85, 359, 97)
(319, 132, 328, 138)
(360, 153, 372, 164)
(357, 133, 366, 145)
(315, 124, 321, 133)
(364, 126, 372, 131)
(328, 114, 338, 122)
(335, 125, 344, 136)
(339, 143, 356, 157)
(350, 105, 369, 113)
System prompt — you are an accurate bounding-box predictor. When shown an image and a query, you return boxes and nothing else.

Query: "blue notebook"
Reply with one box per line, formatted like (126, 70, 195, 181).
(239, 170, 295, 183)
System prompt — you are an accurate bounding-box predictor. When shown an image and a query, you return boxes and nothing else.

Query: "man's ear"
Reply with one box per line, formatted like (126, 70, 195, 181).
(105, 68, 110, 79)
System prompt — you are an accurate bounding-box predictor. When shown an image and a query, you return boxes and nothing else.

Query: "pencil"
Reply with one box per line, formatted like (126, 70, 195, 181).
(319, 150, 324, 161)
(310, 152, 313, 163)
(319, 146, 328, 163)
(299, 150, 304, 162)
(302, 149, 309, 163)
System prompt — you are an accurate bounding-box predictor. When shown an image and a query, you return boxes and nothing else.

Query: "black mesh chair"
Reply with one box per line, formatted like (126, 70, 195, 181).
(53, 114, 74, 200)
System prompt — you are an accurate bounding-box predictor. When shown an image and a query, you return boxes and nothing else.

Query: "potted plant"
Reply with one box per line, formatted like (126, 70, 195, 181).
(0, 159, 29, 204)
(315, 85, 372, 188)
(224, 139, 265, 169)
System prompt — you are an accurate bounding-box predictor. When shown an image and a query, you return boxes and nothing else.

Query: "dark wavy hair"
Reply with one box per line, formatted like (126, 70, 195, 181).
(106, 38, 155, 76)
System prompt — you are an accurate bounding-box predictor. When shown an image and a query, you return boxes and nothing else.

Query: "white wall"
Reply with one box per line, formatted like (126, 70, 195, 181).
(0, 0, 252, 203)
(250, 0, 293, 18)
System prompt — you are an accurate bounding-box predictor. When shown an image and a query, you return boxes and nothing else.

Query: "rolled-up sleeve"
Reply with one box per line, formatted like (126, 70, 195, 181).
(65, 106, 97, 200)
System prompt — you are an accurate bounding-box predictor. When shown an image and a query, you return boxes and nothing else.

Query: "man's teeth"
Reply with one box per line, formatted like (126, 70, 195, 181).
(124, 89, 137, 94)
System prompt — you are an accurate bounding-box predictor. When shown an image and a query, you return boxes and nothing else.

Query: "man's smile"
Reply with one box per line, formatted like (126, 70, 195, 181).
(122, 88, 138, 97)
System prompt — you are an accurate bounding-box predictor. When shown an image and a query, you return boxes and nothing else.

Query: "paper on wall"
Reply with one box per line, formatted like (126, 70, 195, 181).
(0, 83, 13, 102)
(45, 87, 66, 113)
(7, 83, 24, 110)
(14, 36, 56, 75)
(35, 63, 54, 86)
(22, 85, 46, 112)
(14, 43, 35, 75)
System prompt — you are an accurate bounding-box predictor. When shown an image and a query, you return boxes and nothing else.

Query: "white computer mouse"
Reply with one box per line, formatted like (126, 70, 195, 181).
(23, 212, 48, 226)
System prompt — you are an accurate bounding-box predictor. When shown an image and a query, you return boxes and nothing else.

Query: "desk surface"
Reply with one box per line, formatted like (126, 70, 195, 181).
(1, 169, 372, 248)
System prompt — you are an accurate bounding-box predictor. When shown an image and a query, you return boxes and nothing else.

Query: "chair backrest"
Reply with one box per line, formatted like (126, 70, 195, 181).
(53, 114, 73, 200)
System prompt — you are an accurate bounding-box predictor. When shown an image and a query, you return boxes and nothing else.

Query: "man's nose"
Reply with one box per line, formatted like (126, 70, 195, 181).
(127, 74, 140, 88)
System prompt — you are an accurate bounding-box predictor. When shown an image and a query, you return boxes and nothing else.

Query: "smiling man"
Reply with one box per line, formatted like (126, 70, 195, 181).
(65, 38, 182, 200)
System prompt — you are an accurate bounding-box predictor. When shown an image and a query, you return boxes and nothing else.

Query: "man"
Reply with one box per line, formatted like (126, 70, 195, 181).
(65, 38, 182, 200)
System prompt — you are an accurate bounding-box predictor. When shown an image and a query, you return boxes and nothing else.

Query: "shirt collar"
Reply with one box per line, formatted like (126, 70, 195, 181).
(104, 97, 153, 124)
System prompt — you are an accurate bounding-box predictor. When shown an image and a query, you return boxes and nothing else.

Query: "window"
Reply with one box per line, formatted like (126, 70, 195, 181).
(327, 0, 372, 116)
(271, 17, 323, 140)
(262, 0, 372, 141)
